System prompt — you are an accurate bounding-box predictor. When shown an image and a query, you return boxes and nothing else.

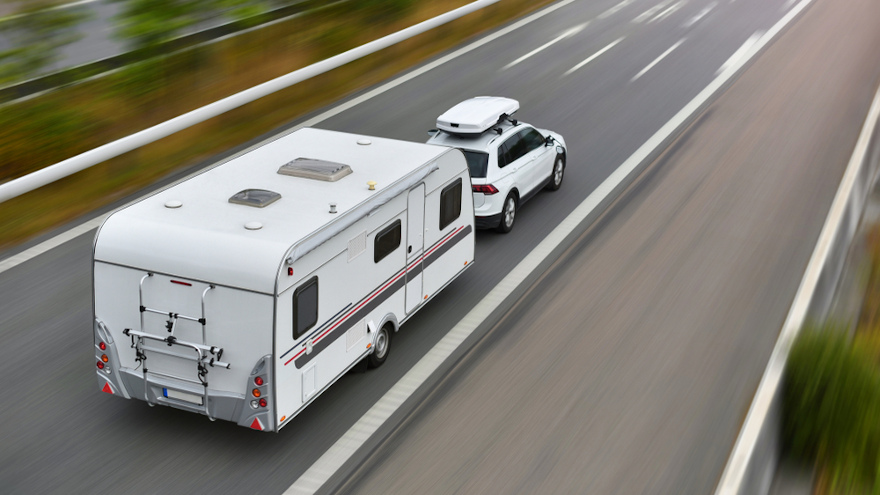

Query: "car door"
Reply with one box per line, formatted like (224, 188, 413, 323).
(516, 127, 554, 196)
(495, 132, 523, 191)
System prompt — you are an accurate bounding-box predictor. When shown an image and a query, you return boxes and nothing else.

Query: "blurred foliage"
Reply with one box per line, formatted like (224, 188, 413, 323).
(0, 0, 90, 84)
(784, 324, 880, 494)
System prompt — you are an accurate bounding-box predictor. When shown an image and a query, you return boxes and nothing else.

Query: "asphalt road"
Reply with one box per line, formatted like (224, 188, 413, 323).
(0, 0, 877, 493)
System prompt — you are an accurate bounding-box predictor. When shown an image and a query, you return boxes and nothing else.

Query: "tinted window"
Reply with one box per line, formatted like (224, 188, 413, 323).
(521, 128, 545, 153)
(374, 220, 401, 263)
(461, 150, 489, 178)
(293, 277, 318, 340)
(439, 179, 462, 230)
(498, 136, 518, 168)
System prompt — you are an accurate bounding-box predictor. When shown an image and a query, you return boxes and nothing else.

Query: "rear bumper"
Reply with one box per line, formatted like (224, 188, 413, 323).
(475, 213, 502, 229)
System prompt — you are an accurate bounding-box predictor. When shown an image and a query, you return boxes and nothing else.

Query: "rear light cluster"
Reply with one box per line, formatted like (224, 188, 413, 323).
(96, 341, 111, 374)
(472, 184, 499, 195)
(250, 375, 268, 409)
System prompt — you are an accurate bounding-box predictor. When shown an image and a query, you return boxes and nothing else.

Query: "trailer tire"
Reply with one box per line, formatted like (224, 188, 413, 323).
(367, 323, 392, 368)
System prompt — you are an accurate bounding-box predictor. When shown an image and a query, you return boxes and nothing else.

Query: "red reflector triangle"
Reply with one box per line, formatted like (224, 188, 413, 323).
(102, 382, 113, 394)
(250, 418, 263, 431)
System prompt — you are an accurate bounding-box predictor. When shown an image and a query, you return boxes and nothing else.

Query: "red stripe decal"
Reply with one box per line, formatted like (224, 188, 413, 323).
(284, 224, 467, 365)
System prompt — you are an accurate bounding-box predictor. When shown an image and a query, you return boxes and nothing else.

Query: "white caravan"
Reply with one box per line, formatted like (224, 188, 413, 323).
(92, 128, 475, 432)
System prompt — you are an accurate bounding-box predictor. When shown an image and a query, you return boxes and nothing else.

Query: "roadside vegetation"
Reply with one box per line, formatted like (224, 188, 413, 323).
(0, 0, 554, 250)
(784, 225, 880, 494)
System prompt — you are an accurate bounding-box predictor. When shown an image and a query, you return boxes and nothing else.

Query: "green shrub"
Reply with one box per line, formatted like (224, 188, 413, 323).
(784, 324, 880, 493)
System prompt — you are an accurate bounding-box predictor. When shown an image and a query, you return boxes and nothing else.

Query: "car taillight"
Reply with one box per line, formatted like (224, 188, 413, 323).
(101, 354, 109, 363)
(254, 376, 264, 386)
(472, 184, 499, 195)
(259, 398, 267, 408)
(99, 342, 106, 351)
(252, 388, 261, 398)
(97, 361, 105, 370)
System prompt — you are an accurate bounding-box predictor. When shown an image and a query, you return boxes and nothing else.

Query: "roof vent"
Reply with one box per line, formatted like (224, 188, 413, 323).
(278, 158, 353, 182)
(229, 189, 281, 208)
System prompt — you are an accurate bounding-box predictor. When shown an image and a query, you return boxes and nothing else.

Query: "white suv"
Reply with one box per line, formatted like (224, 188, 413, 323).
(427, 97, 566, 233)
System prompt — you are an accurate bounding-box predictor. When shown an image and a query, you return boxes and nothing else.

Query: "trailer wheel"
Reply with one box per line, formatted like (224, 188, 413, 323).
(367, 323, 392, 368)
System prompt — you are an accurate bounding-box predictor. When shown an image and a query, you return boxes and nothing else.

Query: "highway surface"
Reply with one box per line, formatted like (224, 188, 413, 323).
(0, 0, 878, 494)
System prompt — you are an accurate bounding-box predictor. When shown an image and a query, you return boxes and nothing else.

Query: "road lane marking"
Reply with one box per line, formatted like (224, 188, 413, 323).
(289, 0, 819, 491)
(599, 0, 635, 19)
(683, 1, 716, 27)
(648, 0, 685, 23)
(633, 0, 672, 22)
(502, 23, 588, 70)
(715, 31, 763, 75)
(563, 37, 625, 76)
(631, 38, 685, 81)
(0, 0, 580, 277)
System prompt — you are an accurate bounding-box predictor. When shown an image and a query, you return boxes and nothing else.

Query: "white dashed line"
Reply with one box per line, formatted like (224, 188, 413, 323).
(683, 1, 716, 27)
(599, 0, 635, 19)
(648, 0, 685, 23)
(631, 38, 685, 81)
(563, 38, 625, 76)
(633, 0, 671, 22)
(503, 23, 587, 70)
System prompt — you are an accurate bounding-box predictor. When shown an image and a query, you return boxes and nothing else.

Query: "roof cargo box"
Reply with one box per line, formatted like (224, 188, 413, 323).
(436, 96, 519, 135)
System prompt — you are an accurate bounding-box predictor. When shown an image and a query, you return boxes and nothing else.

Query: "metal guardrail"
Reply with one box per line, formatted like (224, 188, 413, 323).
(0, 0, 499, 205)
(714, 82, 880, 495)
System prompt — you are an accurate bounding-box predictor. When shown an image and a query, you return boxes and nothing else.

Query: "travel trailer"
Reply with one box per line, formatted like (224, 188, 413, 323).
(93, 128, 475, 431)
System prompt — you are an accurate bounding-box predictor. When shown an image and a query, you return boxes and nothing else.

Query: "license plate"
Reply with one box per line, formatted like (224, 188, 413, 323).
(163, 388, 203, 405)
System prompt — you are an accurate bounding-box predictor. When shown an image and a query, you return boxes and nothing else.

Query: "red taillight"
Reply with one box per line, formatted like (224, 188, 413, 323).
(254, 376, 264, 386)
(259, 398, 267, 408)
(97, 361, 104, 370)
(252, 388, 261, 398)
(99, 342, 106, 351)
(472, 184, 499, 195)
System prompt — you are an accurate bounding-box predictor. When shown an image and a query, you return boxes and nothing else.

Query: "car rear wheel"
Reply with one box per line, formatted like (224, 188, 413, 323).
(546, 155, 565, 191)
(497, 194, 517, 233)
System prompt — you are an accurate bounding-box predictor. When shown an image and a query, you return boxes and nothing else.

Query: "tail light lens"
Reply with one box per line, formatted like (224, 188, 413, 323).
(259, 398, 267, 408)
(252, 388, 261, 398)
(254, 376, 264, 386)
(97, 361, 105, 370)
(101, 354, 109, 363)
(472, 184, 499, 195)
(99, 342, 106, 351)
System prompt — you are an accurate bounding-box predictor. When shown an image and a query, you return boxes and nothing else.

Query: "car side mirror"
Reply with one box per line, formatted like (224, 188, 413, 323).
(544, 135, 555, 146)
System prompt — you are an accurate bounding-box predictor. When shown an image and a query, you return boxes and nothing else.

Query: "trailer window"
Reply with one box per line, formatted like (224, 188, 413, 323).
(374, 220, 401, 263)
(293, 277, 318, 340)
(439, 179, 462, 230)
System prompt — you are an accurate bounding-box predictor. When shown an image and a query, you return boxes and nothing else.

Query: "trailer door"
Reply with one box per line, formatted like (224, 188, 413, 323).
(405, 184, 425, 313)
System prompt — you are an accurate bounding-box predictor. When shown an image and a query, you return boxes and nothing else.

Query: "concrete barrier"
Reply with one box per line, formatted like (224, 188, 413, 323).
(714, 83, 880, 495)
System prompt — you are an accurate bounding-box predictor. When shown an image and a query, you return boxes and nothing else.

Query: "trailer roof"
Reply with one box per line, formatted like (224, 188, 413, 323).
(95, 128, 452, 293)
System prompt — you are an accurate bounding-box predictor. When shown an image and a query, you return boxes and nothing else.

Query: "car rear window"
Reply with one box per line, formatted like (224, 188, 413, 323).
(461, 150, 489, 178)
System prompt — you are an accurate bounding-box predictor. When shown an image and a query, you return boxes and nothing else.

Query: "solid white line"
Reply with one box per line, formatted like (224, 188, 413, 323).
(712, 1, 844, 493)
(648, 0, 685, 23)
(288, 0, 816, 490)
(563, 37, 625, 76)
(0, 0, 581, 276)
(0, 215, 107, 275)
(631, 38, 685, 81)
(716, 31, 763, 75)
(502, 23, 587, 70)
(633, 0, 671, 22)
(599, 0, 634, 19)
(683, 1, 716, 27)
